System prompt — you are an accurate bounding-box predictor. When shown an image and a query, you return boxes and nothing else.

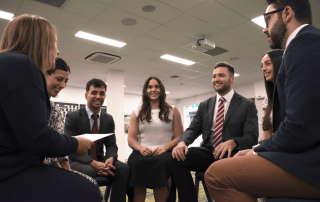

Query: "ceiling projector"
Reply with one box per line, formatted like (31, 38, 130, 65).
(192, 38, 215, 52)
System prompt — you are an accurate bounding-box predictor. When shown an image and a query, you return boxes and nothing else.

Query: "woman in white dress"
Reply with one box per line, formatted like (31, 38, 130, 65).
(127, 76, 183, 202)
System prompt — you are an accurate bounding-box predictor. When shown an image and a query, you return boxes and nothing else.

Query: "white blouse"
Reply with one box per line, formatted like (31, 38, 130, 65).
(134, 106, 174, 150)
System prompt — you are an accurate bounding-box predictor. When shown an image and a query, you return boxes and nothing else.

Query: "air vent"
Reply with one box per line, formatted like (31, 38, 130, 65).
(35, 0, 67, 8)
(203, 46, 228, 57)
(82, 52, 122, 65)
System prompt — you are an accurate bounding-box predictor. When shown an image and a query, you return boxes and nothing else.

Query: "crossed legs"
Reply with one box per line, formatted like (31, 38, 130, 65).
(204, 154, 320, 202)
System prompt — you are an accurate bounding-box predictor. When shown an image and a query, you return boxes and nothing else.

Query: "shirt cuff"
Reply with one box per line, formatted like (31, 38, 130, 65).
(252, 144, 260, 154)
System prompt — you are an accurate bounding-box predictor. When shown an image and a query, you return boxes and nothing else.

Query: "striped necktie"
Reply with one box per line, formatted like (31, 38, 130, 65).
(213, 97, 225, 148)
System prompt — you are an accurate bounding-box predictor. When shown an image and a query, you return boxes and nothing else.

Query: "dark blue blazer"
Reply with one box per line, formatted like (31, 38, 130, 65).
(0, 52, 78, 182)
(255, 25, 320, 188)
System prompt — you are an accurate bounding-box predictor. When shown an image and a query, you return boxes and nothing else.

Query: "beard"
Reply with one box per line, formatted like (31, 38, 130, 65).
(214, 81, 232, 95)
(269, 16, 287, 49)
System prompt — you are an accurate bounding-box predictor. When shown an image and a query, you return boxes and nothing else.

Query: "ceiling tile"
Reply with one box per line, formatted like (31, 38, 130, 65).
(0, 0, 23, 13)
(216, 0, 267, 20)
(95, 6, 161, 34)
(161, 67, 204, 78)
(58, 49, 85, 61)
(184, 63, 213, 74)
(146, 25, 197, 46)
(62, 0, 109, 18)
(193, 73, 212, 81)
(64, 59, 91, 70)
(80, 20, 142, 43)
(112, 0, 182, 24)
(96, 0, 115, 4)
(165, 13, 221, 38)
(85, 63, 112, 72)
(16, 1, 91, 30)
(58, 40, 97, 54)
(131, 35, 179, 53)
(226, 21, 266, 43)
(167, 48, 211, 62)
(199, 51, 251, 67)
(310, 0, 320, 24)
(139, 61, 181, 72)
(119, 44, 161, 60)
(188, 0, 247, 30)
(158, 0, 208, 12)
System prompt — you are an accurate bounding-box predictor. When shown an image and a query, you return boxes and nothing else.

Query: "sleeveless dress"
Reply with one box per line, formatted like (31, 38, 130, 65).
(128, 106, 174, 188)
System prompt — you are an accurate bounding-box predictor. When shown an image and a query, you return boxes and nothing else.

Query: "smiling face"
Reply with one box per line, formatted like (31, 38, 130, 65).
(147, 79, 161, 101)
(212, 67, 234, 96)
(85, 85, 106, 112)
(262, 5, 288, 49)
(45, 69, 69, 98)
(261, 54, 275, 83)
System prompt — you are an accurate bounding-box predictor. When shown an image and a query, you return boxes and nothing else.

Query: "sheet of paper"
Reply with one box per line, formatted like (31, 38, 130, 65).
(76, 133, 113, 142)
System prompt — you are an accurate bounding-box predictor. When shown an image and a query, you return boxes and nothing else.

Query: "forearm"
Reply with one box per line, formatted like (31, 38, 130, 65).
(128, 137, 141, 151)
(164, 136, 180, 150)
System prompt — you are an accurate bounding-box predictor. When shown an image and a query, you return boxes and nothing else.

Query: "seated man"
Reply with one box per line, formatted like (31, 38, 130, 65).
(204, 0, 320, 201)
(170, 62, 259, 202)
(65, 78, 131, 202)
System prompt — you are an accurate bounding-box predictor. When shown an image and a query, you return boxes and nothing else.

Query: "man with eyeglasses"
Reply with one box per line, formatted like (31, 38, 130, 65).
(203, 0, 320, 201)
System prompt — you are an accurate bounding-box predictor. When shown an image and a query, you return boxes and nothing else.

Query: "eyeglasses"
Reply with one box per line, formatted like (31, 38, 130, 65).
(263, 7, 297, 28)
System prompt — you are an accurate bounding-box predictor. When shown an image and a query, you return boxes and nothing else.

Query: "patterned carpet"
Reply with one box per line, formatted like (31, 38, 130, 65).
(100, 172, 211, 202)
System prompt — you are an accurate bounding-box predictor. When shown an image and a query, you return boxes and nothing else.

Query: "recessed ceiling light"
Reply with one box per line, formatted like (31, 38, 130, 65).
(235, 73, 240, 77)
(142, 5, 156, 12)
(124, 85, 126, 87)
(121, 18, 137, 26)
(165, 91, 170, 94)
(75, 31, 126, 48)
(160, 54, 195, 66)
(0, 10, 14, 20)
(251, 16, 266, 28)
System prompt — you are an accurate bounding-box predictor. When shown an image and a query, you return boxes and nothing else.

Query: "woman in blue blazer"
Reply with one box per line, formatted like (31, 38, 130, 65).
(0, 14, 100, 202)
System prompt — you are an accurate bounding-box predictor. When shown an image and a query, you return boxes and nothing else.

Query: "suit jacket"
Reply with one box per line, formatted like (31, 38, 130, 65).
(64, 107, 118, 164)
(255, 25, 320, 188)
(178, 92, 259, 152)
(0, 52, 77, 182)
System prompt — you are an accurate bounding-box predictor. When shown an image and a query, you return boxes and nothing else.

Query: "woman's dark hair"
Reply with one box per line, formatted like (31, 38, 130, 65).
(262, 49, 284, 131)
(266, 0, 312, 24)
(138, 76, 172, 124)
(46, 58, 70, 75)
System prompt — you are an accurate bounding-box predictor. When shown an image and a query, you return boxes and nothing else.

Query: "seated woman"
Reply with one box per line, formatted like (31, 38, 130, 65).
(0, 14, 100, 202)
(260, 49, 284, 141)
(44, 58, 104, 201)
(127, 76, 183, 202)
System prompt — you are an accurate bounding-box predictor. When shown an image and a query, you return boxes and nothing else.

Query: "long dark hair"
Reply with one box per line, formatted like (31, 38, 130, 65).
(262, 49, 284, 131)
(138, 76, 172, 124)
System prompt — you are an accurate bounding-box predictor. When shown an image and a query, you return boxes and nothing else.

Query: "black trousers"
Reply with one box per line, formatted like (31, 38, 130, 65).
(0, 163, 101, 202)
(70, 160, 131, 202)
(170, 147, 237, 202)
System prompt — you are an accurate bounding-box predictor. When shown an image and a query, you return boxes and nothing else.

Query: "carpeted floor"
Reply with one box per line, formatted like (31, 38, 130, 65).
(100, 172, 211, 202)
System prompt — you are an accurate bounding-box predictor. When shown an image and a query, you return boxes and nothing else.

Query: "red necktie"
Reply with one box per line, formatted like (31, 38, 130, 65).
(213, 97, 225, 148)
(90, 114, 99, 160)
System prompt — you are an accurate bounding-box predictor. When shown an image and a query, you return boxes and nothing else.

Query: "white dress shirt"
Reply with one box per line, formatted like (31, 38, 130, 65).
(86, 105, 101, 132)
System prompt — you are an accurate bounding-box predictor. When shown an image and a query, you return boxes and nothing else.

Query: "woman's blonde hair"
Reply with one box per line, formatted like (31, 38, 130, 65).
(0, 14, 57, 74)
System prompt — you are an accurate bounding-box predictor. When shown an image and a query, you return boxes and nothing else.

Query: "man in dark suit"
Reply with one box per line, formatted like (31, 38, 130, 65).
(204, 0, 320, 201)
(65, 78, 131, 202)
(170, 62, 259, 201)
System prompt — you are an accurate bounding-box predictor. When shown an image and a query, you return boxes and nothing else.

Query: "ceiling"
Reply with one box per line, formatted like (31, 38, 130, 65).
(0, 0, 319, 99)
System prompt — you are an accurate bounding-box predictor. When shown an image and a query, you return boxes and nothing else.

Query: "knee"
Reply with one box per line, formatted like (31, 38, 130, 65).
(204, 163, 225, 189)
(116, 162, 131, 175)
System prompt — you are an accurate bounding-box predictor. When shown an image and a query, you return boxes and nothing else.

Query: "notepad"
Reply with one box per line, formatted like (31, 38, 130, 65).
(76, 133, 113, 142)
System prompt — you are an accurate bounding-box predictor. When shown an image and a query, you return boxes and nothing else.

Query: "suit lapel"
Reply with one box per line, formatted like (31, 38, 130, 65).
(99, 112, 107, 134)
(208, 96, 216, 131)
(80, 107, 91, 134)
(224, 92, 241, 124)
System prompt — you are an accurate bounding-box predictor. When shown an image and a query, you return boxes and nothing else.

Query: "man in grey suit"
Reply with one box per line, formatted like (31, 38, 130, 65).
(65, 78, 131, 202)
(170, 62, 259, 202)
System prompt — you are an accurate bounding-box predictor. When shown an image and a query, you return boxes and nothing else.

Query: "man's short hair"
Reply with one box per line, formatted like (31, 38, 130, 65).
(86, 78, 107, 92)
(266, 0, 312, 24)
(214, 62, 235, 76)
